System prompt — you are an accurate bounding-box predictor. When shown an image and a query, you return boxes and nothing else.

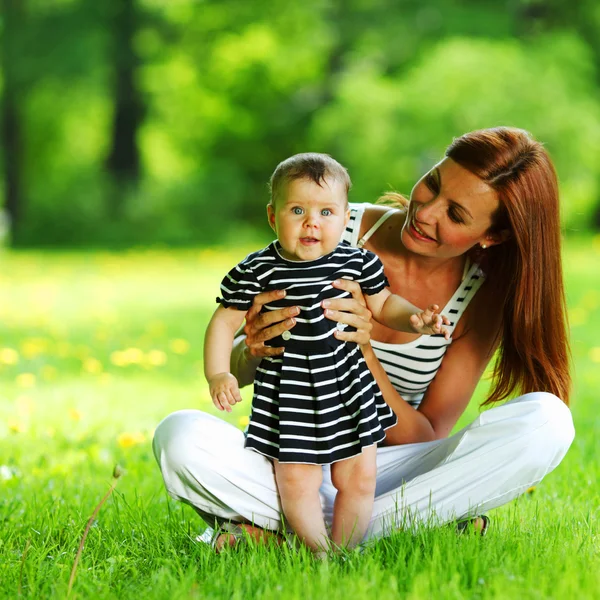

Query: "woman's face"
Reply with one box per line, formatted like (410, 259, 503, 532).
(401, 158, 502, 259)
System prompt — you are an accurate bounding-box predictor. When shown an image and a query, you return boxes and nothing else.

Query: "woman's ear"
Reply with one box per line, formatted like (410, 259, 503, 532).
(266, 203, 277, 232)
(482, 228, 511, 248)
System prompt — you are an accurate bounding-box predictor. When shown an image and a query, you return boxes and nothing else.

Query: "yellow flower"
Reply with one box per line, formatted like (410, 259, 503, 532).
(568, 307, 587, 327)
(110, 351, 127, 367)
(83, 357, 103, 374)
(238, 415, 250, 428)
(117, 431, 146, 448)
(169, 338, 190, 354)
(589, 347, 600, 364)
(122, 347, 144, 364)
(7, 418, 26, 434)
(0, 348, 19, 365)
(16, 373, 36, 388)
(21, 338, 48, 359)
(146, 350, 167, 366)
(69, 408, 82, 422)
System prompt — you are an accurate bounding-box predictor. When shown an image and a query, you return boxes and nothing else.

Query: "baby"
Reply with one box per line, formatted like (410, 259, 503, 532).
(204, 153, 449, 557)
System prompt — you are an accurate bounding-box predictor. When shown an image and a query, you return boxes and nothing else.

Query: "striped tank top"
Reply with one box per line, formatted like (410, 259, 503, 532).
(342, 203, 486, 408)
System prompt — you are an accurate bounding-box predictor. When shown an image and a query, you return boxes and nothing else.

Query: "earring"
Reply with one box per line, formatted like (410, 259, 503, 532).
(480, 243, 487, 250)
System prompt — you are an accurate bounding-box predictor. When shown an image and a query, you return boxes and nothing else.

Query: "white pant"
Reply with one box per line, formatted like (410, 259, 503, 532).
(153, 392, 574, 540)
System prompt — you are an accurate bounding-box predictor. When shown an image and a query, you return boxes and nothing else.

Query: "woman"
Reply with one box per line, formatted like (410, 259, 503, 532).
(153, 127, 574, 549)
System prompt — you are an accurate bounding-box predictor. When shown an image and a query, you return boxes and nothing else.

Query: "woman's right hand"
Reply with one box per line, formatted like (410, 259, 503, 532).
(323, 279, 373, 346)
(243, 290, 299, 358)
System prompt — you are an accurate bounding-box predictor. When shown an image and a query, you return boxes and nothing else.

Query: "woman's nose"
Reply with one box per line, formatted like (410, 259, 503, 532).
(415, 198, 442, 222)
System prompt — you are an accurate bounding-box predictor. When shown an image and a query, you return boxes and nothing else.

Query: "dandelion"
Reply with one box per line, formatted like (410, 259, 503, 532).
(8, 418, 26, 434)
(146, 349, 167, 366)
(110, 351, 127, 367)
(238, 415, 250, 428)
(69, 408, 82, 422)
(122, 347, 144, 364)
(16, 373, 36, 388)
(169, 338, 190, 354)
(83, 357, 103, 374)
(0, 347, 19, 365)
(589, 347, 600, 364)
(117, 431, 146, 448)
(21, 338, 48, 359)
(568, 307, 587, 327)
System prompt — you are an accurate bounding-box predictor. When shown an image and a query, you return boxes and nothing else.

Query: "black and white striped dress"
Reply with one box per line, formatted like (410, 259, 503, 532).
(218, 241, 398, 465)
(344, 203, 486, 409)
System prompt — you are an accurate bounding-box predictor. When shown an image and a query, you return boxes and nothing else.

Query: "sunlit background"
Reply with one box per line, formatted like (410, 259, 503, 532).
(1, 3, 600, 596)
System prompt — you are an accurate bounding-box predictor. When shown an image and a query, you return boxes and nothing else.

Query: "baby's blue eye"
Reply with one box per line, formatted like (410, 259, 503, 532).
(292, 207, 304, 215)
(321, 209, 332, 216)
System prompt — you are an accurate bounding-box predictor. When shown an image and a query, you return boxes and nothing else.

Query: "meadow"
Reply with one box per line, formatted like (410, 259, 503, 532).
(0, 237, 599, 599)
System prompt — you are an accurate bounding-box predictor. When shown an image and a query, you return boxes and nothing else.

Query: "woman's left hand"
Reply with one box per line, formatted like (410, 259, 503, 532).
(322, 279, 373, 346)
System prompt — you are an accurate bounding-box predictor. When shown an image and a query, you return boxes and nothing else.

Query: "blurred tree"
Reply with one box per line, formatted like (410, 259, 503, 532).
(0, 0, 25, 242)
(514, 0, 600, 227)
(105, 0, 145, 218)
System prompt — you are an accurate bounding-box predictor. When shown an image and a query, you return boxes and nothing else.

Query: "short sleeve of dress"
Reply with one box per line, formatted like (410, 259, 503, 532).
(217, 256, 261, 311)
(356, 250, 389, 296)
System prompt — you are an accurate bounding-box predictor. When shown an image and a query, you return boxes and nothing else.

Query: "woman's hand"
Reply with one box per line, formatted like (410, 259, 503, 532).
(322, 279, 373, 346)
(243, 289, 299, 358)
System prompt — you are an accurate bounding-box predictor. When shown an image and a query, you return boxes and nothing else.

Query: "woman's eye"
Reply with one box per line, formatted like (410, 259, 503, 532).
(321, 209, 332, 216)
(448, 208, 464, 224)
(292, 207, 304, 215)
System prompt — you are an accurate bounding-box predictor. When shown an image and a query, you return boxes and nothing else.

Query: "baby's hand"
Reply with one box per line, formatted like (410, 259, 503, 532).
(208, 372, 242, 413)
(409, 304, 451, 340)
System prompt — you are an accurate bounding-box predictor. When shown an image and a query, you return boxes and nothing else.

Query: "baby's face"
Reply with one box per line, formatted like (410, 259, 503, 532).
(267, 177, 350, 262)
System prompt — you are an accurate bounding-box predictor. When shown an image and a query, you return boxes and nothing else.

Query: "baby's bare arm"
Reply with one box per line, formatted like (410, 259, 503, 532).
(365, 289, 422, 332)
(204, 306, 247, 411)
(366, 290, 450, 337)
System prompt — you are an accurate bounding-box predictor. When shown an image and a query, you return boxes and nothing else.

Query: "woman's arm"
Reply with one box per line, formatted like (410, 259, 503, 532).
(372, 283, 502, 444)
(229, 289, 300, 387)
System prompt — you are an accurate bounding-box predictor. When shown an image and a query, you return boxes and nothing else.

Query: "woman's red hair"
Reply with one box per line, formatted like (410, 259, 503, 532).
(446, 127, 571, 406)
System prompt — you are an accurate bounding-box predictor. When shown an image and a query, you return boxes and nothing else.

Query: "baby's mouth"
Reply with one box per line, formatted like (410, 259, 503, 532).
(300, 237, 319, 245)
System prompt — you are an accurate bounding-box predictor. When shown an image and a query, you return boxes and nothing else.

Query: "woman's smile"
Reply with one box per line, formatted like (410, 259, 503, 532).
(408, 216, 437, 242)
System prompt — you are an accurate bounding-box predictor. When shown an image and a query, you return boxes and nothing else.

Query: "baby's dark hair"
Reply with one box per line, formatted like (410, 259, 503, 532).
(269, 153, 352, 205)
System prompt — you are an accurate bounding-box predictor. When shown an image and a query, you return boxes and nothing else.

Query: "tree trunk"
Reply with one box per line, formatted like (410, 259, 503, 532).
(105, 0, 144, 218)
(1, 0, 24, 244)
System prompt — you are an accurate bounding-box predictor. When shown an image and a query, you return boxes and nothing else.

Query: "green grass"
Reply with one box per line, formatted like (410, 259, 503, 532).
(1, 236, 599, 599)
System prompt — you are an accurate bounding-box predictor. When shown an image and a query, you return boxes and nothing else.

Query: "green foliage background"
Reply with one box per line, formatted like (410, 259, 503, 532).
(1, 0, 600, 247)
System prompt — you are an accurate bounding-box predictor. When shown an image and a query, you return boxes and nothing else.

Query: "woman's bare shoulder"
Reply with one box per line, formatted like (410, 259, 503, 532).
(359, 204, 406, 239)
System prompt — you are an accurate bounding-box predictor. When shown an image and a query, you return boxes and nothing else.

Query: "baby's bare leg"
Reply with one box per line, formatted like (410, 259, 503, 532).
(331, 445, 377, 549)
(274, 461, 329, 555)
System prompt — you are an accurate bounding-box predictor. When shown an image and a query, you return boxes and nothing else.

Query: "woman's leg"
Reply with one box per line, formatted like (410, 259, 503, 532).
(369, 392, 574, 537)
(154, 392, 574, 543)
(152, 409, 283, 530)
(319, 392, 575, 539)
(330, 445, 377, 549)
(274, 462, 329, 555)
